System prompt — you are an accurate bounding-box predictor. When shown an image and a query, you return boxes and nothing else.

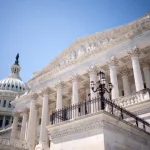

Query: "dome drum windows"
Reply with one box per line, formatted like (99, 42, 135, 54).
(3, 100, 6, 107)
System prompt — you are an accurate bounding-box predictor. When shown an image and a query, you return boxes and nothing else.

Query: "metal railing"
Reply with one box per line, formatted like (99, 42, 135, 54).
(50, 97, 150, 132)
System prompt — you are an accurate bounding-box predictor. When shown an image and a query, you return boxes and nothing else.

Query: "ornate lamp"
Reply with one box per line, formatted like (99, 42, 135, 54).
(90, 71, 113, 110)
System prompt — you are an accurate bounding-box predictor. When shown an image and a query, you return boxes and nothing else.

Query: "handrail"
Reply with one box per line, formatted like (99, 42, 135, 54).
(50, 97, 150, 132)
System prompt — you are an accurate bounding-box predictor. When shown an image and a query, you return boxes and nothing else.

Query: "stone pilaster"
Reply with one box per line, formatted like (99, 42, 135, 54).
(120, 67, 131, 96)
(128, 46, 144, 91)
(108, 56, 119, 99)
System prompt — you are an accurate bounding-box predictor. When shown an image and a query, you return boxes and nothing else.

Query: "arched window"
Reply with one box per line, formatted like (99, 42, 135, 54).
(3, 100, 6, 107)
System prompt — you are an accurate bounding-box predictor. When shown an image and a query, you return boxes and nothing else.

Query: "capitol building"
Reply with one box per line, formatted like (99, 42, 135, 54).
(0, 54, 29, 138)
(0, 12, 150, 150)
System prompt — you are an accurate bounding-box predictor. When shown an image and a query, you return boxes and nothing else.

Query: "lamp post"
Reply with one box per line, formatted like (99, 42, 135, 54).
(90, 71, 113, 110)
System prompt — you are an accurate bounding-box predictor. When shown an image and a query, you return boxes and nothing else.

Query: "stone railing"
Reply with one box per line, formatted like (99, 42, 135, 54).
(114, 88, 150, 107)
(0, 138, 28, 149)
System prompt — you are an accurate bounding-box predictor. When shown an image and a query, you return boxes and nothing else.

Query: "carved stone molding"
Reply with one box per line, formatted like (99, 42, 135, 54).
(128, 46, 140, 57)
(42, 87, 51, 95)
(141, 58, 150, 68)
(13, 111, 20, 117)
(35, 103, 41, 110)
(55, 80, 63, 89)
(71, 74, 79, 82)
(22, 108, 29, 114)
(28, 14, 150, 87)
(88, 65, 97, 76)
(47, 112, 148, 144)
(107, 56, 118, 67)
(30, 92, 38, 100)
(120, 67, 130, 77)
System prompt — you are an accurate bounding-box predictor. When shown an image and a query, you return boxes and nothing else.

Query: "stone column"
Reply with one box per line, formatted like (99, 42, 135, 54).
(141, 58, 150, 89)
(37, 87, 50, 150)
(72, 74, 79, 118)
(27, 92, 38, 150)
(34, 104, 40, 147)
(89, 66, 98, 113)
(120, 67, 131, 96)
(128, 47, 144, 91)
(10, 112, 19, 139)
(56, 81, 63, 110)
(108, 57, 119, 99)
(20, 108, 28, 141)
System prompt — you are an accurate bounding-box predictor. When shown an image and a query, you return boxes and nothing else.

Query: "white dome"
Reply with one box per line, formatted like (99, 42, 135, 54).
(0, 77, 28, 93)
(0, 54, 29, 93)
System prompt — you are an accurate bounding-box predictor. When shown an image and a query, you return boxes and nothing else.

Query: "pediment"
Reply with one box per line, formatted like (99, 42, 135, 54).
(28, 13, 150, 86)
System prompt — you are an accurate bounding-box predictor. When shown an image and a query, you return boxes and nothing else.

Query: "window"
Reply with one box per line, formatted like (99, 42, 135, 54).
(0, 119, 2, 128)
(8, 101, 11, 108)
(3, 100, 6, 107)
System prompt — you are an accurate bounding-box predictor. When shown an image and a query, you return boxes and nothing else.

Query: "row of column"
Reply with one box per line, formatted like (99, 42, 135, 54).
(10, 47, 150, 150)
(0, 115, 12, 128)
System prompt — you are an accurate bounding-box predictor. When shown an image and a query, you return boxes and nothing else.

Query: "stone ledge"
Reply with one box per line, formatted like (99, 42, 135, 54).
(47, 111, 150, 145)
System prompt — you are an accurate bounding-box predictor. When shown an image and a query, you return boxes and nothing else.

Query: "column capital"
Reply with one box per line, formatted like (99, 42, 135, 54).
(22, 108, 29, 114)
(30, 92, 38, 100)
(55, 80, 63, 89)
(107, 56, 118, 67)
(35, 103, 41, 110)
(88, 65, 97, 76)
(42, 87, 51, 95)
(120, 67, 130, 77)
(13, 111, 20, 117)
(128, 46, 140, 57)
(141, 58, 150, 68)
(71, 74, 79, 82)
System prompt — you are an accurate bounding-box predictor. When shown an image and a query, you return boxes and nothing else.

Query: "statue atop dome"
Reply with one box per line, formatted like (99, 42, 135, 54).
(14, 53, 19, 65)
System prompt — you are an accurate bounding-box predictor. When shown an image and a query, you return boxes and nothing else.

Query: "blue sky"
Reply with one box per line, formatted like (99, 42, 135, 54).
(0, 0, 150, 82)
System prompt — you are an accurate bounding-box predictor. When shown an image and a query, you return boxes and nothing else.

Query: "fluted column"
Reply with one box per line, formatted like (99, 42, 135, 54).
(128, 47, 144, 91)
(56, 81, 63, 110)
(38, 87, 50, 149)
(72, 75, 79, 105)
(120, 67, 131, 96)
(27, 93, 38, 150)
(20, 108, 28, 141)
(2, 116, 5, 128)
(11, 112, 19, 139)
(141, 58, 150, 89)
(72, 74, 79, 118)
(108, 57, 119, 99)
(89, 66, 98, 113)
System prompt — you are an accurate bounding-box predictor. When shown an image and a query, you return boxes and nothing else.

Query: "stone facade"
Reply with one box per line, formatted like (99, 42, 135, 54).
(1, 12, 150, 150)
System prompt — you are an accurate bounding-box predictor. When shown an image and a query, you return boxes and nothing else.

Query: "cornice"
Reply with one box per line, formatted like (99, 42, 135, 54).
(28, 13, 150, 86)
